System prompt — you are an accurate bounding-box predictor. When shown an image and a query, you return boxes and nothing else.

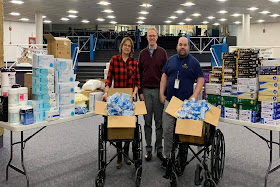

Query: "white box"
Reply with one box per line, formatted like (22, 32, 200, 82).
(223, 114, 239, 120)
(205, 89, 221, 95)
(261, 58, 280, 66)
(45, 109, 60, 121)
(261, 107, 280, 114)
(237, 85, 258, 93)
(239, 110, 259, 117)
(33, 84, 55, 95)
(32, 75, 54, 85)
(223, 107, 238, 114)
(205, 83, 222, 90)
(35, 94, 56, 103)
(54, 58, 72, 71)
(104, 69, 108, 80)
(57, 93, 75, 106)
(261, 118, 280, 125)
(261, 102, 280, 109)
(261, 112, 280, 120)
(33, 54, 54, 68)
(55, 83, 75, 94)
(237, 78, 258, 86)
(60, 104, 75, 118)
(106, 63, 110, 69)
(55, 70, 75, 83)
(33, 68, 54, 77)
(89, 92, 104, 112)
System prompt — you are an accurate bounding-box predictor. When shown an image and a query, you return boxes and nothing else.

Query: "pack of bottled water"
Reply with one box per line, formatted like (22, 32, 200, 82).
(107, 93, 135, 116)
(177, 98, 211, 120)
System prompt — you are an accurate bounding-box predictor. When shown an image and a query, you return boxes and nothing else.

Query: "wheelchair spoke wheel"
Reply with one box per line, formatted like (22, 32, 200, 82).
(98, 124, 106, 170)
(202, 178, 216, 187)
(170, 171, 178, 187)
(135, 166, 142, 187)
(210, 129, 225, 184)
(133, 124, 143, 168)
(175, 144, 188, 176)
(95, 169, 106, 187)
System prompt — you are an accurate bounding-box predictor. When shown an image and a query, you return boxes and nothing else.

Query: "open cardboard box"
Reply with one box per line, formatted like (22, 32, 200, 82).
(165, 96, 221, 140)
(44, 34, 71, 59)
(95, 88, 147, 140)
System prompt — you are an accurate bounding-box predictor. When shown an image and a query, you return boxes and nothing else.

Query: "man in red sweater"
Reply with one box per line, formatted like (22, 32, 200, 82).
(138, 28, 168, 162)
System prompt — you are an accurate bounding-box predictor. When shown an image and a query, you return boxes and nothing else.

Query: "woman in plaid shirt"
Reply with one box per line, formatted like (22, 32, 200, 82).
(102, 37, 140, 169)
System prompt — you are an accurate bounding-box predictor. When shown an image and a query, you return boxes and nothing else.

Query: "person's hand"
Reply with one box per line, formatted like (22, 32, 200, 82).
(160, 94, 166, 104)
(101, 93, 108, 101)
(139, 94, 145, 101)
(132, 92, 137, 101)
(189, 94, 198, 101)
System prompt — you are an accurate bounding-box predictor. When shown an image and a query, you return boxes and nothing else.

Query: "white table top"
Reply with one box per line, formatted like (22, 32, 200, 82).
(219, 118, 280, 132)
(0, 112, 95, 132)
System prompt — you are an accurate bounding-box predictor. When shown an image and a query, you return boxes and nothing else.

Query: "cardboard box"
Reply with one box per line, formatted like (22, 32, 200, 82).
(259, 88, 280, 96)
(55, 83, 75, 94)
(259, 75, 280, 82)
(237, 85, 258, 93)
(259, 95, 280, 102)
(33, 68, 54, 77)
(165, 96, 221, 137)
(24, 73, 34, 100)
(205, 89, 221, 95)
(237, 78, 258, 86)
(261, 118, 280, 125)
(261, 59, 280, 66)
(60, 104, 75, 118)
(261, 102, 280, 109)
(32, 54, 54, 68)
(44, 34, 71, 59)
(55, 70, 75, 83)
(95, 88, 147, 140)
(239, 116, 260, 123)
(205, 83, 222, 90)
(237, 92, 258, 100)
(57, 93, 75, 106)
(259, 82, 279, 89)
(54, 58, 73, 71)
(178, 125, 211, 145)
(261, 112, 280, 120)
(0, 127, 4, 136)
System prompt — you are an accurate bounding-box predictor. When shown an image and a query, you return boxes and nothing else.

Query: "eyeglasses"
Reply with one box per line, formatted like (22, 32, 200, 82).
(123, 43, 131, 48)
(148, 35, 157, 38)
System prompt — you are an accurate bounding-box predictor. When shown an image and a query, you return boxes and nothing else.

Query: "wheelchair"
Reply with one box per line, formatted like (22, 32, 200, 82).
(95, 115, 143, 187)
(164, 122, 225, 187)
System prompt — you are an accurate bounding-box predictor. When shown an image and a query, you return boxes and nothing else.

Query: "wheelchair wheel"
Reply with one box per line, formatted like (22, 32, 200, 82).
(175, 143, 188, 176)
(202, 178, 216, 187)
(133, 124, 143, 168)
(135, 166, 142, 187)
(95, 169, 106, 187)
(210, 129, 225, 184)
(98, 124, 106, 170)
(170, 171, 178, 187)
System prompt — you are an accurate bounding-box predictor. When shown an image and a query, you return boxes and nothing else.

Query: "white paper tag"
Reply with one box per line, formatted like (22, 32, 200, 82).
(174, 79, 180, 89)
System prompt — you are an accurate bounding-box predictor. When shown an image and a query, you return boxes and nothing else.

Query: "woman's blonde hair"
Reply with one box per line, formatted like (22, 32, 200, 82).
(119, 37, 134, 57)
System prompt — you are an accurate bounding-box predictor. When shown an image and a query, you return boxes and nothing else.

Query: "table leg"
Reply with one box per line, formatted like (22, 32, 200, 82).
(264, 130, 273, 187)
(21, 131, 29, 186)
(6, 131, 13, 180)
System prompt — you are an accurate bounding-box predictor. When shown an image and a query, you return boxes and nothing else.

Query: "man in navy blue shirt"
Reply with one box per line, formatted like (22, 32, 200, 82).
(159, 36, 204, 167)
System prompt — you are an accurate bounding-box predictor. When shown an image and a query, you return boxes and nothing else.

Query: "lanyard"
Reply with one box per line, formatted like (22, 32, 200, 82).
(176, 56, 188, 79)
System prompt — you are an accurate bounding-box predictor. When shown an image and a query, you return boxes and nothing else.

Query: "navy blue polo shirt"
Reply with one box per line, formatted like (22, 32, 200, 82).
(162, 54, 204, 102)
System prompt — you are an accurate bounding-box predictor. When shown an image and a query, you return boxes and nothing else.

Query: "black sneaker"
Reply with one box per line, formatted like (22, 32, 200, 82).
(161, 158, 168, 170)
(145, 151, 152, 161)
(157, 152, 165, 162)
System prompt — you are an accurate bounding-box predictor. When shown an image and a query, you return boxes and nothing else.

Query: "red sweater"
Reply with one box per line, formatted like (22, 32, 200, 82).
(138, 46, 168, 93)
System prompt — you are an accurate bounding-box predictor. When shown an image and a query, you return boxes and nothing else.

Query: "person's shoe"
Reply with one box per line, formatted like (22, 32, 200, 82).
(157, 152, 165, 162)
(124, 157, 132, 165)
(161, 158, 168, 170)
(145, 151, 152, 161)
(116, 159, 122, 169)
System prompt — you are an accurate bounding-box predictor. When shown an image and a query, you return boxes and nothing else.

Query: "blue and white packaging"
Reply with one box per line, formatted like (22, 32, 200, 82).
(33, 54, 54, 69)
(57, 93, 75, 106)
(261, 118, 280, 125)
(33, 110, 46, 123)
(41, 101, 58, 112)
(32, 84, 55, 95)
(89, 92, 104, 112)
(54, 58, 72, 71)
(33, 68, 54, 77)
(221, 113, 239, 119)
(20, 106, 34, 125)
(32, 76, 54, 85)
(32, 100, 43, 110)
(55, 70, 75, 83)
(239, 115, 260, 123)
(261, 112, 280, 120)
(261, 102, 280, 109)
(45, 109, 60, 121)
(261, 107, 280, 114)
(239, 110, 259, 117)
(60, 104, 75, 118)
(55, 83, 75, 94)
(35, 94, 56, 103)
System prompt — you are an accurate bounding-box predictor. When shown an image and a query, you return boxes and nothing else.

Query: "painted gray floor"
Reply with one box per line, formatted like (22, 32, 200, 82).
(0, 115, 280, 187)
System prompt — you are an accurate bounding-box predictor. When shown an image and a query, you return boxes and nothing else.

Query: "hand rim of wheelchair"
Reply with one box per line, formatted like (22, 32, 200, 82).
(135, 166, 142, 187)
(174, 143, 188, 176)
(202, 177, 217, 187)
(95, 169, 106, 187)
(210, 129, 225, 184)
(170, 171, 178, 187)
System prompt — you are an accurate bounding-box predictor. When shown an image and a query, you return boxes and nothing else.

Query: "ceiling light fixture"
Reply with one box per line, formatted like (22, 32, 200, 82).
(178, 22, 185, 25)
(44, 20, 52, 23)
(68, 10, 79, 14)
(60, 18, 69, 21)
(269, 0, 280, 2)
(181, 2, 195, 6)
(102, 9, 114, 13)
(110, 21, 117, 24)
(220, 18, 227, 21)
(97, 1, 111, 5)
(19, 18, 29, 21)
(231, 13, 241, 17)
(165, 20, 172, 23)
(213, 23, 220, 26)
(139, 11, 149, 14)
(139, 3, 152, 8)
(247, 7, 259, 11)
(234, 21, 241, 24)
(137, 17, 146, 20)
(10, 12, 20, 16)
(216, 0, 227, 2)
(207, 16, 215, 19)
(185, 18, 192, 21)
(257, 19, 265, 23)
(218, 10, 228, 14)
(96, 18, 105, 21)
(192, 13, 201, 17)
(259, 10, 271, 14)
(81, 20, 90, 23)
(42, 16, 46, 18)
(107, 15, 116, 18)
(68, 15, 77, 18)
(201, 21, 209, 24)
(169, 16, 178, 19)
(175, 10, 185, 14)
(270, 14, 280, 17)
(136, 21, 144, 24)
(10, 0, 24, 4)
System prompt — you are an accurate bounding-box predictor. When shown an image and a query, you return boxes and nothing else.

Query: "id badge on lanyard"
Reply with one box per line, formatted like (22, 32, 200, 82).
(174, 71, 180, 89)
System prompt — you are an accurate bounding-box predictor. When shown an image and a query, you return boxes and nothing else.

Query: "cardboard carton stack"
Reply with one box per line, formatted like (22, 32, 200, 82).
(259, 58, 280, 125)
(54, 58, 76, 118)
(206, 67, 222, 107)
(32, 54, 57, 122)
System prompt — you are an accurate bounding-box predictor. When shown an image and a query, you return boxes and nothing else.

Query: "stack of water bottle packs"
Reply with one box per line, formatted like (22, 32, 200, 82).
(107, 92, 135, 116)
(177, 98, 211, 120)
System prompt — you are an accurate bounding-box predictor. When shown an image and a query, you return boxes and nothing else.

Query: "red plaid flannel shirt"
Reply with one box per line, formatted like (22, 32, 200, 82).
(105, 55, 140, 89)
